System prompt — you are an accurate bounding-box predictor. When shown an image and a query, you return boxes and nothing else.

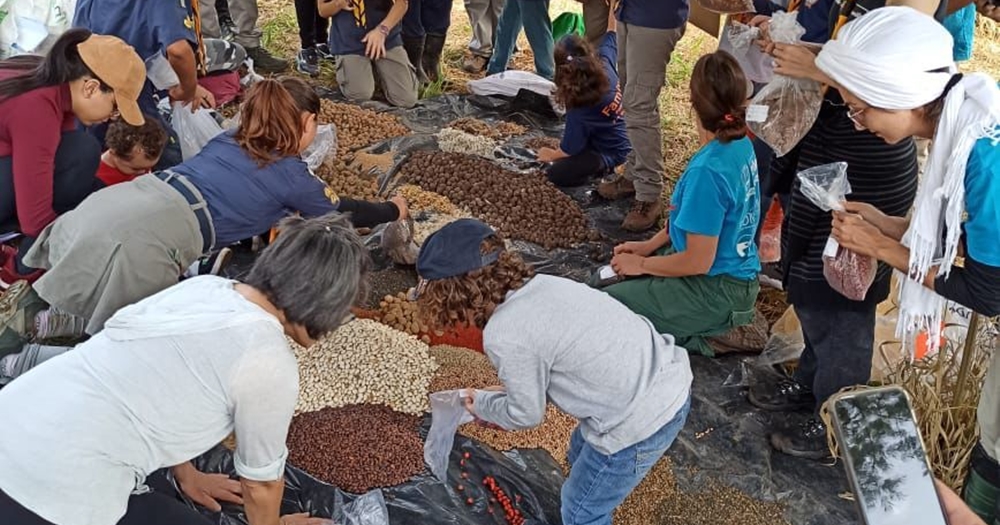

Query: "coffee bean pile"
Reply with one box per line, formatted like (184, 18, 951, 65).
(290, 319, 438, 415)
(396, 184, 465, 215)
(314, 158, 379, 201)
(523, 137, 561, 151)
(429, 345, 498, 392)
(401, 151, 591, 249)
(319, 100, 409, 157)
(287, 404, 425, 493)
(437, 127, 499, 159)
(449, 117, 526, 140)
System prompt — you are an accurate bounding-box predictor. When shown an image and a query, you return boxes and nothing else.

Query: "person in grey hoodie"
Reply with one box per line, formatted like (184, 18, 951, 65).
(415, 218, 693, 525)
(0, 214, 365, 525)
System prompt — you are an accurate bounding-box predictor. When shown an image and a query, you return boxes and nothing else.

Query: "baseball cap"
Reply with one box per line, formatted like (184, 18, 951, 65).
(77, 34, 147, 126)
(416, 219, 502, 281)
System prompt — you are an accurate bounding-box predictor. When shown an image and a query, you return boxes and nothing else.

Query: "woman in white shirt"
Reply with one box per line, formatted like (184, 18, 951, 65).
(0, 213, 369, 525)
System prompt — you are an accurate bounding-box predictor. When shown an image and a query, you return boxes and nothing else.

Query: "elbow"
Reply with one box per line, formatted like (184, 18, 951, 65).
(506, 410, 544, 431)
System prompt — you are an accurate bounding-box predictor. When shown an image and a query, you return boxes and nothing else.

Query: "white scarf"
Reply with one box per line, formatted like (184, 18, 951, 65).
(816, 7, 1000, 353)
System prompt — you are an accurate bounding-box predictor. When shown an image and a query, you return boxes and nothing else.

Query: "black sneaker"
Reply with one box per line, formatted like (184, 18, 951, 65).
(748, 378, 815, 412)
(316, 43, 333, 60)
(297, 48, 320, 76)
(770, 418, 831, 460)
(246, 46, 289, 74)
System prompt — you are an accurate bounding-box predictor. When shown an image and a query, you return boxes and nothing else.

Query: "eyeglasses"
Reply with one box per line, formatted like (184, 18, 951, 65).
(846, 106, 867, 129)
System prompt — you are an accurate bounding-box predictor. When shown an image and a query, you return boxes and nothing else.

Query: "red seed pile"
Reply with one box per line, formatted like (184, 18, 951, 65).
(287, 404, 425, 493)
(484, 475, 526, 525)
(400, 151, 592, 249)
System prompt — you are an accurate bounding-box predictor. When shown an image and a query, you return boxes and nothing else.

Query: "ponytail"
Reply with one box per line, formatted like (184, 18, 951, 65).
(690, 50, 749, 144)
(235, 76, 321, 165)
(0, 29, 107, 101)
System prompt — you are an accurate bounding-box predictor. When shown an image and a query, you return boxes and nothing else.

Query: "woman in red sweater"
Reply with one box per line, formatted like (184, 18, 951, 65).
(0, 29, 146, 287)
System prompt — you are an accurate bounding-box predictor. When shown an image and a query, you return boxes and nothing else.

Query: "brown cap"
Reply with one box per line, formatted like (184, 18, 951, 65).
(77, 34, 147, 126)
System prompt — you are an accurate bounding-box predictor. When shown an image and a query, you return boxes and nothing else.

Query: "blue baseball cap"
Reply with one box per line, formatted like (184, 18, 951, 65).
(416, 219, 502, 281)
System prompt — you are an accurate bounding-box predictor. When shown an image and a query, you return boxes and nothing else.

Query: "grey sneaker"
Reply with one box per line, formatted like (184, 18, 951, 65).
(246, 46, 289, 74)
(297, 47, 320, 77)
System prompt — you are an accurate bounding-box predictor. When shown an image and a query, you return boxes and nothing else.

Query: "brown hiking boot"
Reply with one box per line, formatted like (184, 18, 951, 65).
(463, 54, 488, 73)
(597, 175, 636, 201)
(622, 199, 663, 232)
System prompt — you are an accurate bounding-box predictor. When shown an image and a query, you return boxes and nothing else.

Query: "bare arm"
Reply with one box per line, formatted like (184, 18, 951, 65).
(639, 233, 718, 277)
(242, 478, 285, 525)
(381, 0, 408, 30)
(166, 40, 199, 102)
(317, 0, 350, 19)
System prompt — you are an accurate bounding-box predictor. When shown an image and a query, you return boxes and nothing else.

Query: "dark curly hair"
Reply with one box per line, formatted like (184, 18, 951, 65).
(417, 236, 535, 330)
(553, 35, 610, 110)
(690, 50, 748, 144)
(106, 115, 168, 160)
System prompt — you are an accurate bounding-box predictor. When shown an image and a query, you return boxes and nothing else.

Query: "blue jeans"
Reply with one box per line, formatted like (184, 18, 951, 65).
(486, 0, 554, 80)
(562, 395, 691, 525)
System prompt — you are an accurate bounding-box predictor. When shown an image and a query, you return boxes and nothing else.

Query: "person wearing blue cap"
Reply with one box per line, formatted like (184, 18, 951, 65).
(415, 218, 693, 525)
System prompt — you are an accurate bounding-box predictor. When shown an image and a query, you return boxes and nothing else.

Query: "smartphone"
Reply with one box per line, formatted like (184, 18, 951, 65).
(829, 386, 949, 525)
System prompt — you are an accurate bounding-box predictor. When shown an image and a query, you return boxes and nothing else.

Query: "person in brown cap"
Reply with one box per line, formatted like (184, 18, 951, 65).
(0, 28, 146, 287)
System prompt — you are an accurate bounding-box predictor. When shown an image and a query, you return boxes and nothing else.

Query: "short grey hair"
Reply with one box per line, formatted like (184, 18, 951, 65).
(244, 213, 370, 339)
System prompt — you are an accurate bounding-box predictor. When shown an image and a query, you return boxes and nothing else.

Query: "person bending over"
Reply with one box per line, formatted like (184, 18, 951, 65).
(96, 116, 169, 187)
(537, 9, 630, 188)
(603, 51, 761, 357)
(0, 77, 408, 351)
(0, 213, 362, 525)
(415, 218, 692, 525)
(318, 0, 419, 108)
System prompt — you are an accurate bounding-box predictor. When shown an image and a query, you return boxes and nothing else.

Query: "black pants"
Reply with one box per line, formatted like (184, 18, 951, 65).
(793, 301, 877, 412)
(545, 150, 607, 188)
(0, 130, 101, 273)
(294, 0, 330, 48)
(0, 471, 211, 525)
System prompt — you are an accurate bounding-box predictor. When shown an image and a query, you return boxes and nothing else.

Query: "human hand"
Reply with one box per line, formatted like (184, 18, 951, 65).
(841, 201, 884, 226)
(362, 29, 388, 60)
(463, 389, 505, 430)
(750, 15, 772, 51)
(613, 240, 655, 257)
(610, 252, 646, 276)
(772, 43, 821, 81)
(390, 196, 410, 221)
(536, 147, 559, 163)
(831, 211, 885, 259)
(280, 512, 334, 525)
(176, 470, 243, 512)
(976, 0, 1000, 22)
(936, 480, 987, 525)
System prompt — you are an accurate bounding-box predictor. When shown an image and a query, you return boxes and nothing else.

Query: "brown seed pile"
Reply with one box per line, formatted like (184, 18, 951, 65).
(378, 292, 431, 343)
(351, 150, 395, 175)
(401, 151, 591, 249)
(290, 319, 438, 415)
(615, 457, 678, 525)
(428, 345, 576, 470)
(449, 117, 526, 140)
(314, 158, 379, 201)
(318, 100, 409, 157)
(287, 404, 425, 493)
(748, 85, 822, 157)
(523, 137, 561, 151)
(396, 184, 464, 215)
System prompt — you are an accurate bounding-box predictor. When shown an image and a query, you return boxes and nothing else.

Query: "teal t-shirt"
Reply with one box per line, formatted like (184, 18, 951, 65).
(668, 137, 761, 280)
(964, 135, 1000, 267)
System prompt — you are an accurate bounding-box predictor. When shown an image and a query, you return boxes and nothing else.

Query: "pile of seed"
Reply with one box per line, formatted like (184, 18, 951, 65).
(523, 137, 561, 151)
(351, 150, 395, 175)
(363, 268, 418, 309)
(413, 211, 473, 245)
(449, 117, 526, 140)
(378, 292, 430, 342)
(291, 319, 437, 415)
(287, 404, 425, 493)
(314, 158, 379, 201)
(437, 127, 499, 159)
(401, 151, 592, 249)
(396, 184, 464, 215)
(318, 100, 409, 157)
(615, 457, 678, 525)
(428, 345, 576, 469)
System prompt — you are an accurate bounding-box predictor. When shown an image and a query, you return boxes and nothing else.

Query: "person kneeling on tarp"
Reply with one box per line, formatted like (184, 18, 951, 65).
(415, 218, 692, 525)
(0, 213, 363, 525)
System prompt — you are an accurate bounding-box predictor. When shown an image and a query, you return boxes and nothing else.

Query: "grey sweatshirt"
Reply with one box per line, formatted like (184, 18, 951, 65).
(474, 275, 693, 455)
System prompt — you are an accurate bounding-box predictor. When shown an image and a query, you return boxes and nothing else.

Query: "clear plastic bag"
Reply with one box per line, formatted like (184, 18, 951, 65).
(759, 198, 783, 263)
(173, 103, 225, 160)
(381, 218, 419, 265)
(697, 0, 755, 15)
(746, 11, 823, 157)
(424, 389, 474, 482)
(797, 162, 877, 301)
(303, 124, 339, 170)
(336, 489, 389, 525)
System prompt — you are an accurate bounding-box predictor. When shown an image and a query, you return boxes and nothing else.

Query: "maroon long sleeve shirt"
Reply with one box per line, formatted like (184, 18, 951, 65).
(0, 71, 79, 236)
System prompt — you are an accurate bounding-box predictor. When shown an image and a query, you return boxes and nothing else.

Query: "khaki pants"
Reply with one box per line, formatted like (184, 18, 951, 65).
(582, 0, 609, 44)
(464, 0, 506, 57)
(980, 345, 1000, 461)
(335, 47, 419, 109)
(618, 22, 685, 203)
(198, 0, 262, 49)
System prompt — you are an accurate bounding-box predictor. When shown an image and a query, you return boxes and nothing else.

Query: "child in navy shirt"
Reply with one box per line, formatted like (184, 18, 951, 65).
(536, 10, 631, 188)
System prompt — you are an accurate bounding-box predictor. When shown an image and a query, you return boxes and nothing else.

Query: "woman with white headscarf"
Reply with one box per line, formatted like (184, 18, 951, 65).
(814, 6, 1000, 521)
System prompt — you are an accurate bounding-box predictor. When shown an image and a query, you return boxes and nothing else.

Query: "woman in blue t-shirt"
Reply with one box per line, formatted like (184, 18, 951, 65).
(0, 77, 407, 347)
(602, 50, 762, 357)
(537, 9, 631, 188)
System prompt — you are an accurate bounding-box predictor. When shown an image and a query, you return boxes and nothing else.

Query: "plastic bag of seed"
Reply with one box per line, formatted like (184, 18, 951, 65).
(797, 162, 877, 301)
(425, 389, 474, 481)
(746, 11, 823, 157)
(697, 0, 754, 14)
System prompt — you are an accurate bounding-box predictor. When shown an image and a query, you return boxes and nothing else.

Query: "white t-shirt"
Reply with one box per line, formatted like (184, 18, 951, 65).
(0, 277, 299, 525)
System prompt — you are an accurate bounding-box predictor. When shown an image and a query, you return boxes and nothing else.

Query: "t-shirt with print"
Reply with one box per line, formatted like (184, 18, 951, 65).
(615, 0, 689, 30)
(171, 132, 342, 246)
(328, 0, 403, 56)
(74, 0, 197, 121)
(669, 137, 761, 280)
(963, 135, 1000, 268)
(559, 32, 631, 170)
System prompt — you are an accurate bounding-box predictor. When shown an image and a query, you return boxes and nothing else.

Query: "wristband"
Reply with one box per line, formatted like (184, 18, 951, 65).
(378, 24, 390, 36)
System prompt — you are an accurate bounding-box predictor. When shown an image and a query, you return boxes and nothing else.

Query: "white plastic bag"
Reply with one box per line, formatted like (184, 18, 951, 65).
(797, 162, 877, 301)
(172, 103, 224, 160)
(424, 389, 474, 482)
(746, 11, 823, 157)
(302, 124, 338, 170)
(336, 489, 389, 525)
